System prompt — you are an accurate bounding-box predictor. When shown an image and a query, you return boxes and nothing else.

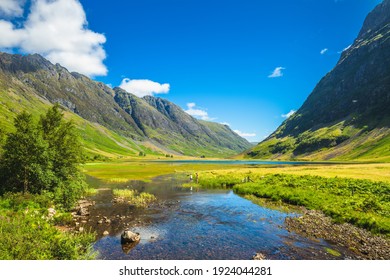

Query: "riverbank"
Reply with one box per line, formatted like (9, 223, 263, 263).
(285, 209, 390, 259)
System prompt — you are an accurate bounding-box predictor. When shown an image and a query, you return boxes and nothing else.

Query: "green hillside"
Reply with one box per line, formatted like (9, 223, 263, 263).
(0, 53, 251, 158)
(245, 0, 390, 162)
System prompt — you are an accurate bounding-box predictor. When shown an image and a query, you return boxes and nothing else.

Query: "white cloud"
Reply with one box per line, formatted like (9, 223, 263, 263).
(282, 110, 296, 118)
(0, 0, 25, 17)
(268, 67, 285, 78)
(119, 78, 170, 97)
(320, 48, 328, 55)
(233, 130, 256, 138)
(184, 102, 214, 121)
(338, 44, 352, 54)
(0, 0, 107, 77)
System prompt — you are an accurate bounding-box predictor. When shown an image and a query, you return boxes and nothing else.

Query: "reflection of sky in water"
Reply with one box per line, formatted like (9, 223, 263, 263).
(93, 177, 343, 260)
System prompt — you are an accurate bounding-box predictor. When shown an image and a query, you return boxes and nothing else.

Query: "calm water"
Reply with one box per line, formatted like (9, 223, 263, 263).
(86, 175, 351, 260)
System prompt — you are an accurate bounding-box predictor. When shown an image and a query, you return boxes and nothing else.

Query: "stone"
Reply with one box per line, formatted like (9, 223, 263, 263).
(77, 207, 89, 216)
(103, 231, 109, 236)
(121, 230, 141, 244)
(78, 227, 84, 233)
(253, 253, 266, 260)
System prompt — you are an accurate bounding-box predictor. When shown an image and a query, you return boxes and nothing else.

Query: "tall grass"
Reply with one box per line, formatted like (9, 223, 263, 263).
(113, 189, 156, 207)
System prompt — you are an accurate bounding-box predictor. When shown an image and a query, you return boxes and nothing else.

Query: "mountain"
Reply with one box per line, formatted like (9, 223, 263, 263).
(0, 52, 251, 158)
(245, 0, 390, 162)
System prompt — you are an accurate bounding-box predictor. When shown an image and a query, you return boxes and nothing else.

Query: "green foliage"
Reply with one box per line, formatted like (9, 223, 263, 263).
(40, 104, 84, 181)
(113, 188, 156, 207)
(0, 112, 53, 194)
(0, 105, 86, 209)
(0, 193, 96, 260)
(197, 173, 390, 235)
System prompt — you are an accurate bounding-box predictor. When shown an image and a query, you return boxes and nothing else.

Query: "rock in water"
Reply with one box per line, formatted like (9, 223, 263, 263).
(253, 253, 267, 260)
(121, 230, 141, 244)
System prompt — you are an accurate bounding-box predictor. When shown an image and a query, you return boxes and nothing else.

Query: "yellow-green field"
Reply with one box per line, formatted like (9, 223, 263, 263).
(83, 160, 390, 183)
(82, 160, 242, 182)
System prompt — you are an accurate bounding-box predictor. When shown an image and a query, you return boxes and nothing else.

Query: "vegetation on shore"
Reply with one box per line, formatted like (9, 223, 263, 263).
(194, 170, 390, 236)
(0, 192, 96, 260)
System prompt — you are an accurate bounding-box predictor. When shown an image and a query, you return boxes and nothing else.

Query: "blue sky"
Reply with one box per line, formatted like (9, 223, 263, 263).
(0, 0, 382, 141)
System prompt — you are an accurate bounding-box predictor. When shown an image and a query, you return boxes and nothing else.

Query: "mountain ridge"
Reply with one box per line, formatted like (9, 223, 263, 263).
(0, 52, 251, 158)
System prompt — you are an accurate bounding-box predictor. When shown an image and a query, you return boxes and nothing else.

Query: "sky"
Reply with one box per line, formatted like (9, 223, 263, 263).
(0, 0, 382, 142)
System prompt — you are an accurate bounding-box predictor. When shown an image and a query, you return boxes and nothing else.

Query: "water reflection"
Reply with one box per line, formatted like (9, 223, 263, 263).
(87, 175, 347, 260)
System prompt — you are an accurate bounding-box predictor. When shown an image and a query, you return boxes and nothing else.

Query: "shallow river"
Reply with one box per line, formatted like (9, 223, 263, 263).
(85, 174, 351, 260)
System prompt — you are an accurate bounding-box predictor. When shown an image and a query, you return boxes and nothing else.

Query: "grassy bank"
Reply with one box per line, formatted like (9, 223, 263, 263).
(195, 170, 390, 236)
(0, 193, 96, 260)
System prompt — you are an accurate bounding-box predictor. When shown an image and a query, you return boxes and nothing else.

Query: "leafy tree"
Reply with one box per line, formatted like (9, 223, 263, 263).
(0, 105, 86, 209)
(40, 104, 84, 182)
(0, 112, 53, 194)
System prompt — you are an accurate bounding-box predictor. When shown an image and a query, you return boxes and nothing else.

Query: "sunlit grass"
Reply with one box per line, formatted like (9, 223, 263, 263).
(112, 189, 156, 207)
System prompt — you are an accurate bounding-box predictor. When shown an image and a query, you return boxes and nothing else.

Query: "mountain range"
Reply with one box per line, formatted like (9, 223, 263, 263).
(0, 52, 251, 158)
(245, 0, 390, 162)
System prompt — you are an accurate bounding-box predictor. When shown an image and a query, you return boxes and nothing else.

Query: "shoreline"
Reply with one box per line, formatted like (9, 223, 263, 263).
(285, 209, 390, 260)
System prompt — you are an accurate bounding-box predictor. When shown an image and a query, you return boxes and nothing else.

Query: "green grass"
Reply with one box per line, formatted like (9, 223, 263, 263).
(195, 172, 390, 235)
(83, 160, 241, 182)
(0, 192, 96, 260)
(113, 189, 156, 207)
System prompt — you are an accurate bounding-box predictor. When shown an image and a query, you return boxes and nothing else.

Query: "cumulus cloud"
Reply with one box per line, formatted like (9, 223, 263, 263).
(184, 103, 214, 121)
(0, 0, 25, 17)
(268, 67, 285, 78)
(119, 78, 170, 97)
(0, 0, 107, 77)
(282, 110, 296, 118)
(320, 48, 328, 55)
(233, 130, 256, 138)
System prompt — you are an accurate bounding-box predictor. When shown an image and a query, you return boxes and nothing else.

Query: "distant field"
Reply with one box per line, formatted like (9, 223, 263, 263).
(82, 160, 240, 182)
(83, 160, 390, 183)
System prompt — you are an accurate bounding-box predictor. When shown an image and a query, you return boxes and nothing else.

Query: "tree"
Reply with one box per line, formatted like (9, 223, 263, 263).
(0, 112, 52, 194)
(39, 104, 86, 208)
(0, 105, 86, 209)
(40, 104, 84, 182)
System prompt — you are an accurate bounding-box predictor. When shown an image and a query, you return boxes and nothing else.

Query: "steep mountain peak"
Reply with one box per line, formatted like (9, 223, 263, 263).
(357, 0, 390, 39)
(245, 1, 390, 161)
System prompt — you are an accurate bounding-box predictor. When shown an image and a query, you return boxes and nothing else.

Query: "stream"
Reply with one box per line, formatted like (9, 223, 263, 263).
(85, 174, 351, 260)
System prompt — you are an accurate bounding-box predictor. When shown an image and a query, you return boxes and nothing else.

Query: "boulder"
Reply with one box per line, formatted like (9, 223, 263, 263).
(121, 230, 141, 244)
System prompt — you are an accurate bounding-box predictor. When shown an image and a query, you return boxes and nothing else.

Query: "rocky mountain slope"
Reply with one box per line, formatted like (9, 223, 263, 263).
(0, 52, 251, 158)
(245, 0, 390, 162)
